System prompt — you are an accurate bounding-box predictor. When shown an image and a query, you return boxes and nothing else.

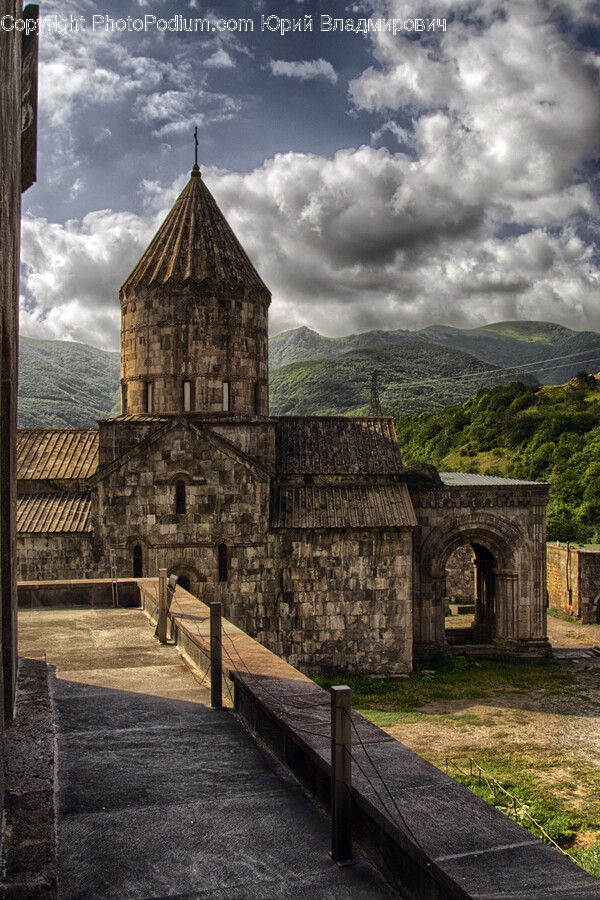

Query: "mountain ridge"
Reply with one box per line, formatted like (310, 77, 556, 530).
(18, 319, 600, 427)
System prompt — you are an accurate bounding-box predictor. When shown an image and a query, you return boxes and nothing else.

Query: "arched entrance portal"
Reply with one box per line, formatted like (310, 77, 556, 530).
(415, 511, 527, 660)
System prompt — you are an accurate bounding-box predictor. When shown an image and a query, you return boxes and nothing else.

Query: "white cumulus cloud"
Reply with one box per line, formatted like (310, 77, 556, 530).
(269, 58, 338, 83)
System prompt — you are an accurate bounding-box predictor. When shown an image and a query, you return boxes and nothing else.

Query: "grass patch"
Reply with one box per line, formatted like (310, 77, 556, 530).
(437, 749, 600, 877)
(311, 656, 574, 718)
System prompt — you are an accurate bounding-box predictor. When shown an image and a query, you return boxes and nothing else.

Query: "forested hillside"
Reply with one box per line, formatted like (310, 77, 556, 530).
(18, 337, 120, 427)
(396, 376, 600, 543)
(270, 340, 536, 417)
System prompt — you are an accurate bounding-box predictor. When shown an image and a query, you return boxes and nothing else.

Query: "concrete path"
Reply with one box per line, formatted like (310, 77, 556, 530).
(18, 608, 397, 900)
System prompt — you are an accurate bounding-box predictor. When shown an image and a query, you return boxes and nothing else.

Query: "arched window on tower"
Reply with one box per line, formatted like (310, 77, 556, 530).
(222, 380, 230, 412)
(218, 543, 228, 582)
(145, 382, 153, 414)
(133, 544, 143, 578)
(183, 380, 191, 412)
(175, 480, 186, 515)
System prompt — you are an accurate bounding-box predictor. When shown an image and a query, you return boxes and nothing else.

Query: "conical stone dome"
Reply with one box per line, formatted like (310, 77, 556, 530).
(122, 165, 269, 297)
(120, 165, 270, 418)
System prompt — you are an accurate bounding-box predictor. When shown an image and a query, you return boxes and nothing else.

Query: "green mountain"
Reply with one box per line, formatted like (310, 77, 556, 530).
(269, 325, 417, 369)
(18, 337, 120, 428)
(21, 317, 595, 426)
(419, 321, 600, 385)
(395, 377, 600, 543)
(270, 340, 537, 417)
(270, 321, 600, 386)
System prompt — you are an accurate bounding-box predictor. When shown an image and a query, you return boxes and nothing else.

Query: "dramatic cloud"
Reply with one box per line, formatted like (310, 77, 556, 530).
(269, 58, 338, 83)
(208, 149, 600, 337)
(19, 0, 600, 348)
(20, 210, 161, 349)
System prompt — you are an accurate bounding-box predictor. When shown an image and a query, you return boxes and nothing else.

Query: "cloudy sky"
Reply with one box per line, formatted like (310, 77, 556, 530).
(19, 0, 600, 350)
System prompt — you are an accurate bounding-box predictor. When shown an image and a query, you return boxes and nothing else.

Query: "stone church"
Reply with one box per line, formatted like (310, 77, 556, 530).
(16, 163, 551, 672)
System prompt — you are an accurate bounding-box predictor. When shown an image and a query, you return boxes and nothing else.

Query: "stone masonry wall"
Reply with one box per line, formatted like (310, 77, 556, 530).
(223, 528, 414, 674)
(17, 534, 96, 582)
(547, 544, 600, 623)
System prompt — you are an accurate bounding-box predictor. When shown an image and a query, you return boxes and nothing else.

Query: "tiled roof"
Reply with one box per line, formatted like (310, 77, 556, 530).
(440, 472, 548, 487)
(17, 492, 92, 533)
(17, 430, 98, 481)
(121, 166, 270, 298)
(276, 417, 404, 476)
(271, 483, 416, 529)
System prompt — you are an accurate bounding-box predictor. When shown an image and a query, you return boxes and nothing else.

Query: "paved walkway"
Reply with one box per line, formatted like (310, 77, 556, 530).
(18, 608, 397, 900)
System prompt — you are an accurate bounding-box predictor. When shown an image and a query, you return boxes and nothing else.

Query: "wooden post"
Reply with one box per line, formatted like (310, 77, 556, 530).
(331, 685, 353, 866)
(157, 568, 168, 643)
(210, 602, 222, 709)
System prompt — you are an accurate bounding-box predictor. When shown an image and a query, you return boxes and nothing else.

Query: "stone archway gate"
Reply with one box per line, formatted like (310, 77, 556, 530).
(410, 473, 551, 663)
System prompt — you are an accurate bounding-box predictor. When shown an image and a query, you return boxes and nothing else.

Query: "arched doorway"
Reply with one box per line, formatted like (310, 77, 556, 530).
(415, 511, 525, 660)
(444, 542, 496, 647)
(176, 574, 190, 592)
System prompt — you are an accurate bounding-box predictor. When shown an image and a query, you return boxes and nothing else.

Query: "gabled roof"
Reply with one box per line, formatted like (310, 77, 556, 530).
(17, 492, 92, 533)
(271, 483, 416, 529)
(121, 166, 270, 298)
(17, 429, 98, 481)
(89, 415, 271, 485)
(276, 417, 404, 476)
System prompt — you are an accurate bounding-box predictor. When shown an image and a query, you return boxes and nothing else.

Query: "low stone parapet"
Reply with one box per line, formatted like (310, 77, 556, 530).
(138, 579, 600, 900)
(18, 578, 140, 609)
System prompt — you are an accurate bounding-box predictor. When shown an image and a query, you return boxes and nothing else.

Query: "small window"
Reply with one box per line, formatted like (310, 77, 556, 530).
(175, 480, 186, 515)
(145, 382, 153, 414)
(121, 383, 128, 414)
(183, 380, 191, 412)
(254, 382, 259, 415)
(133, 545, 143, 578)
(218, 543, 228, 582)
(223, 381, 230, 412)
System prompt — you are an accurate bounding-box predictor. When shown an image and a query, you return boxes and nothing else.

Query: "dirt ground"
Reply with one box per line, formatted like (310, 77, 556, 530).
(547, 614, 600, 648)
(384, 616, 600, 822)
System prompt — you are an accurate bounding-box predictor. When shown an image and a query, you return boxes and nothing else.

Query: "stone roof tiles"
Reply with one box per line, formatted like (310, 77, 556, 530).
(276, 417, 404, 476)
(17, 492, 92, 533)
(17, 429, 98, 481)
(121, 166, 270, 298)
(271, 483, 417, 529)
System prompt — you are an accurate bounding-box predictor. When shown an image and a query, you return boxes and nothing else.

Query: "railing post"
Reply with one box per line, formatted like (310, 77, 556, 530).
(158, 568, 168, 643)
(109, 548, 119, 608)
(331, 685, 353, 866)
(210, 602, 222, 709)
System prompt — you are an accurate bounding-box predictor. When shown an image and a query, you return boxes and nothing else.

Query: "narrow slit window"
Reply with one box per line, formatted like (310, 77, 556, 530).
(223, 380, 230, 412)
(145, 381, 153, 413)
(133, 545, 143, 578)
(175, 480, 186, 515)
(254, 382, 259, 415)
(183, 380, 191, 412)
(121, 383, 128, 415)
(218, 543, 228, 582)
